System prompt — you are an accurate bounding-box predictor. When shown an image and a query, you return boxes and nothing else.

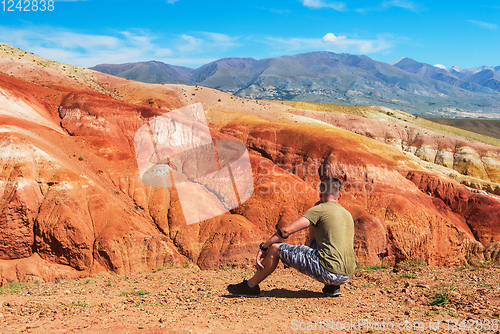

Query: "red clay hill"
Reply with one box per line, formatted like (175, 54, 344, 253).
(0, 43, 499, 282)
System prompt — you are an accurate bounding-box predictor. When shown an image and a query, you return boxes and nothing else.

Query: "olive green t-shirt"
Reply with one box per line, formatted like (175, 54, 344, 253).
(303, 202, 358, 276)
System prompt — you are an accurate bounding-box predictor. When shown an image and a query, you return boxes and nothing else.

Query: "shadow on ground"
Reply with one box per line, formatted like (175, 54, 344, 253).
(222, 288, 336, 299)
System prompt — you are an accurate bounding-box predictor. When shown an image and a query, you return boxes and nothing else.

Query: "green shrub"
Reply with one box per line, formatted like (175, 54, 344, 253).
(120, 289, 149, 296)
(429, 286, 456, 306)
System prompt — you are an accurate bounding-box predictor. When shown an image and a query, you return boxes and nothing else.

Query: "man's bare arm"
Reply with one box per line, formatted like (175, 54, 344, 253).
(262, 217, 312, 248)
(256, 217, 312, 270)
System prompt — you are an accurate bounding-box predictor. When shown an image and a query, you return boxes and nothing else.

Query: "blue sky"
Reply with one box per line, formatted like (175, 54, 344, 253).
(0, 0, 499, 69)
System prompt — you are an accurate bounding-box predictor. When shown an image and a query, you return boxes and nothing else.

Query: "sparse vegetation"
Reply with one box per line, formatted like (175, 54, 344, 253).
(0, 282, 26, 294)
(429, 290, 451, 306)
(424, 309, 447, 316)
(356, 261, 391, 273)
(401, 272, 417, 279)
(153, 263, 175, 272)
(120, 289, 149, 296)
(398, 257, 428, 271)
(455, 265, 473, 271)
(428, 285, 457, 306)
(72, 299, 89, 307)
(468, 260, 500, 269)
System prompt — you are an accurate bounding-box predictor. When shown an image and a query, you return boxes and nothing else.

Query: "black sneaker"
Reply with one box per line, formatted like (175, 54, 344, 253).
(322, 284, 341, 297)
(227, 280, 261, 297)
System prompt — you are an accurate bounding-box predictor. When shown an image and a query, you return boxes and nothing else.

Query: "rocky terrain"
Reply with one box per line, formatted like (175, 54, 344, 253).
(1, 264, 499, 333)
(0, 42, 499, 284)
(285, 104, 500, 194)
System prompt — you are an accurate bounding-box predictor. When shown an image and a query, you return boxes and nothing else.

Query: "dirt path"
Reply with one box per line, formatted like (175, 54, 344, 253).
(1, 265, 499, 333)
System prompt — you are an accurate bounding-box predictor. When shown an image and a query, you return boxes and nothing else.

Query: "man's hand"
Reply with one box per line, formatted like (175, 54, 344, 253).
(255, 249, 266, 270)
(254, 217, 311, 271)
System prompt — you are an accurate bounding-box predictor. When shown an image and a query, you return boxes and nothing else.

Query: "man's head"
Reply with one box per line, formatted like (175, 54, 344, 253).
(319, 176, 342, 202)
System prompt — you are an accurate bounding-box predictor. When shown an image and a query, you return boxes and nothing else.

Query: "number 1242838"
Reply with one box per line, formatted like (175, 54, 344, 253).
(2, 0, 54, 11)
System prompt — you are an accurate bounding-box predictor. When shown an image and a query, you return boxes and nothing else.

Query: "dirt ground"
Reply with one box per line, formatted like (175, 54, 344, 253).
(1, 264, 499, 334)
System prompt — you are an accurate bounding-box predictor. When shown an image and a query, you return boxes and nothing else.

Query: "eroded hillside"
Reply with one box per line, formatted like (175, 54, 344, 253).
(0, 43, 499, 282)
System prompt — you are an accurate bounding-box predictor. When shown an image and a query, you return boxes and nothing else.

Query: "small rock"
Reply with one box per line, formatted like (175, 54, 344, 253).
(404, 298, 415, 306)
(477, 289, 488, 295)
(417, 297, 428, 304)
(64, 290, 71, 295)
(449, 291, 461, 300)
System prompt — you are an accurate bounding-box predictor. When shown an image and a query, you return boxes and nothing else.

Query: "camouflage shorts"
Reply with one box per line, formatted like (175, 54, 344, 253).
(278, 243, 350, 285)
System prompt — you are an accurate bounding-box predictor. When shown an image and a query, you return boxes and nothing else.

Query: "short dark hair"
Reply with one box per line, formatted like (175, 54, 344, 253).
(319, 176, 342, 195)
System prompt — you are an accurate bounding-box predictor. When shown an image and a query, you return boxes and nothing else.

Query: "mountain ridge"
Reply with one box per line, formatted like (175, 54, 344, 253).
(92, 60, 194, 84)
(91, 51, 500, 118)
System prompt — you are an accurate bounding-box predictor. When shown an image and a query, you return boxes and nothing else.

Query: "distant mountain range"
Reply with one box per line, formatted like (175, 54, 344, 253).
(91, 52, 500, 118)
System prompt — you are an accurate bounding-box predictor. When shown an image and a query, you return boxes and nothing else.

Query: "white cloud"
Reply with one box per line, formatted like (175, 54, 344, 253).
(382, 0, 419, 12)
(202, 32, 240, 47)
(322, 33, 346, 43)
(166, 0, 179, 4)
(467, 20, 499, 31)
(178, 34, 204, 54)
(323, 33, 392, 53)
(177, 32, 240, 55)
(0, 26, 174, 67)
(45, 32, 121, 49)
(0, 25, 245, 68)
(300, 0, 346, 11)
(434, 64, 446, 70)
(358, 0, 422, 13)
